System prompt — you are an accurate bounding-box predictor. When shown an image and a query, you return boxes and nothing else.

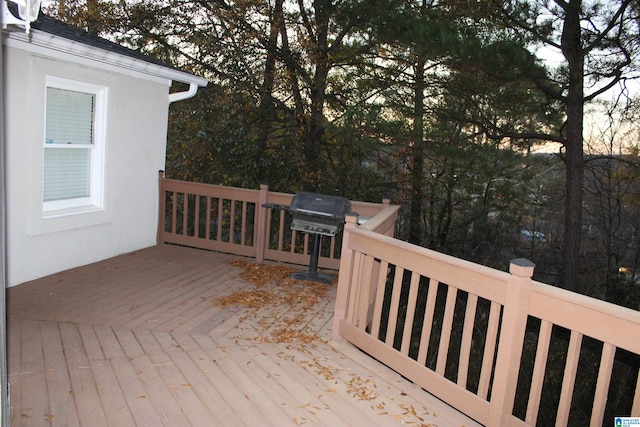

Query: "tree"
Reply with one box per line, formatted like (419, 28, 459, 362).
(581, 108, 640, 306)
(45, 0, 640, 299)
(483, 0, 640, 293)
(366, 1, 463, 245)
(322, 0, 571, 271)
(45, 0, 394, 191)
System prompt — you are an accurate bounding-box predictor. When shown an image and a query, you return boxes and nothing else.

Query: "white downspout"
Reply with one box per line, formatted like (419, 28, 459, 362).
(168, 82, 199, 104)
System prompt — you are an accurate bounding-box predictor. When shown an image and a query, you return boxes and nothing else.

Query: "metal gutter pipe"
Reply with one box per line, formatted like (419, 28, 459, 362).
(168, 82, 199, 104)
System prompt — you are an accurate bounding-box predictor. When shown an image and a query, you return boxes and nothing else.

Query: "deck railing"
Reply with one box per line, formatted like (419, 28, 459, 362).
(157, 174, 640, 425)
(156, 172, 395, 269)
(334, 215, 640, 426)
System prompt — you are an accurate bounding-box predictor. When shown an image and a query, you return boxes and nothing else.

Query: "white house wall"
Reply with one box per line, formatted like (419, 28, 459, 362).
(5, 45, 170, 286)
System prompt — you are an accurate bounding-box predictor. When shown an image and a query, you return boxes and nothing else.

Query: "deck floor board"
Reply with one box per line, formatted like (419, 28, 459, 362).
(58, 321, 110, 427)
(7, 244, 481, 426)
(88, 358, 137, 427)
(40, 321, 80, 427)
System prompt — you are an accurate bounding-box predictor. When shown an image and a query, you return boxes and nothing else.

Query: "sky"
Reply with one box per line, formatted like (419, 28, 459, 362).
(530, 42, 639, 155)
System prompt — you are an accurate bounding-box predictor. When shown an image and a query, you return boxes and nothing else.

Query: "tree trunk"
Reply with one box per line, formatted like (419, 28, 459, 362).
(409, 56, 427, 245)
(301, 1, 331, 189)
(255, 0, 284, 184)
(257, 0, 283, 153)
(307, 60, 328, 187)
(560, 0, 585, 293)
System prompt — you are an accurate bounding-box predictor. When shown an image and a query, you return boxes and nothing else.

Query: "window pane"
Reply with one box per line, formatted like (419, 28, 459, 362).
(43, 147, 91, 202)
(45, 87, 94, 145)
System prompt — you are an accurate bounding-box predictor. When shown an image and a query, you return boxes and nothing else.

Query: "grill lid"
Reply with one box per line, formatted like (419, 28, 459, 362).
(289, 192, 351, 237)
(289, 192, 351, 220)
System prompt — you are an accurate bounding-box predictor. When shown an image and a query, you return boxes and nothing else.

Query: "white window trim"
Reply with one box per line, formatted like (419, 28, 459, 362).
(43, 76, 107, 218)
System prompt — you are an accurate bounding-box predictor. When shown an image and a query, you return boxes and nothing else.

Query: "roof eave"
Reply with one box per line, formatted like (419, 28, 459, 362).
(3, 28, 208, 88)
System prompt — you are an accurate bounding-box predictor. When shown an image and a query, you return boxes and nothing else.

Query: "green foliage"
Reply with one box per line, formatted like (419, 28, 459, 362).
(166, 84, 305, 191)
(45, 0, 640, 304)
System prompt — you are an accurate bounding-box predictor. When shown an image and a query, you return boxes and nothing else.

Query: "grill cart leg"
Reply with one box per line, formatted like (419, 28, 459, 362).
(291, 234, 335, 284)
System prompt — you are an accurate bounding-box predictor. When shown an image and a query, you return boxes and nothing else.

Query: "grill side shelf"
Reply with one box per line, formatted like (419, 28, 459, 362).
(262, 203, 291, 211)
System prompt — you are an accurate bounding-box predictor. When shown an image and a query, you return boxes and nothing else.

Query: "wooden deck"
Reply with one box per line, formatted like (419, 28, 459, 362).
(7, 244, 480, 427)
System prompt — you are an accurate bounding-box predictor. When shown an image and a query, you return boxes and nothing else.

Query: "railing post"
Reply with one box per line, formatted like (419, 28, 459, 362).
(255, 183, 269, 263)
(156, 170, 165, 245)
(487, 258, 535, 426)
(381, 196, 395, 237)
(331, 213, 359, 342)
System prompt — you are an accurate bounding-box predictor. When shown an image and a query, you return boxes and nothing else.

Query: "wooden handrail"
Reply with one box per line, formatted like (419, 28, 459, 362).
(334, 223, 640, 426)
(155, 175, 640, 424)
(156, 175, 396, 269)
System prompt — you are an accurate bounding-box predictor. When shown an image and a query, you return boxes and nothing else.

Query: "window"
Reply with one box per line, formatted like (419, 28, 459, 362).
(43, 77, 106, 216)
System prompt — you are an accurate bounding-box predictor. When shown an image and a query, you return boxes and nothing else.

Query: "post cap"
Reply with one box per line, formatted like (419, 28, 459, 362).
(509, 258, 535, 277)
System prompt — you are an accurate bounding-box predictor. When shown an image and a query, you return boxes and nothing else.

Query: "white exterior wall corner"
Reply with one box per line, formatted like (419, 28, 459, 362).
(4, 34, 176, 287)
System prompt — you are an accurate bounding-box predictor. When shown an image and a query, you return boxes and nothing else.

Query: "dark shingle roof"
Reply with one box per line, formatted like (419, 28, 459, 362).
(4, 5, 206, 85)
(30, 12, 176, 70)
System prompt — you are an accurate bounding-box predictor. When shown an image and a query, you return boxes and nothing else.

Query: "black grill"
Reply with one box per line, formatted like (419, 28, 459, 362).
(289, 192, 351, 236)
(264, 192, 352, 284)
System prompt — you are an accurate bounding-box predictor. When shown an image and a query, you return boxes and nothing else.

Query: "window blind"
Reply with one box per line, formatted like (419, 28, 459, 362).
(43, 87, 95, 203)
(45, 87, 94, 145)
(43, 148, 91, 202)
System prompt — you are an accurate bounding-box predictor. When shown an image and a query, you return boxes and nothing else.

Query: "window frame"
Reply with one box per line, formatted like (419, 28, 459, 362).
(42, 76, 107, 217)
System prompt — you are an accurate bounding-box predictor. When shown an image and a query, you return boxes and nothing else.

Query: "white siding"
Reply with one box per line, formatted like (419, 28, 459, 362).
(5, 46, 170, 286)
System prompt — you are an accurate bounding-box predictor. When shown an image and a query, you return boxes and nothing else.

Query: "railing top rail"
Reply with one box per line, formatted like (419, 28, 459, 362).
(358, 205, 400, 233)
(264, 191, 293, 205)
(161, 178, 393, 216)
(347, 226, 511, 304)
(530, 280, 640, 353)
(351, 200, 393, 218)
(347, 222, 640, 354)
(162, 178, 261, 201)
